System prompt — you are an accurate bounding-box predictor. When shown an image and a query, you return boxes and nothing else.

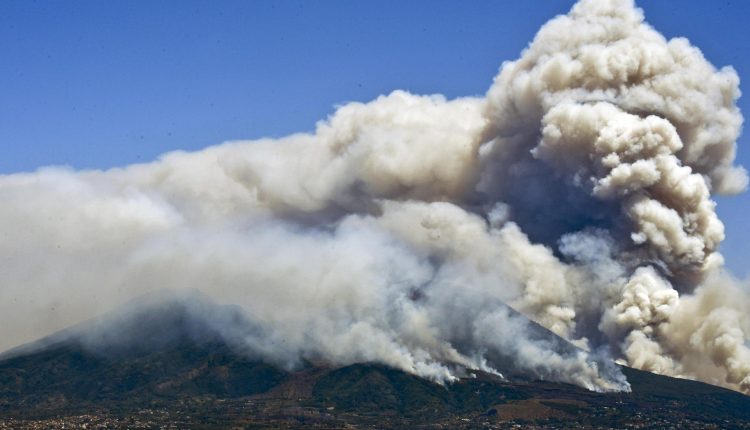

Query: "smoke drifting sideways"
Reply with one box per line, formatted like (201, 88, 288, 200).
(1, 0, 749, 393)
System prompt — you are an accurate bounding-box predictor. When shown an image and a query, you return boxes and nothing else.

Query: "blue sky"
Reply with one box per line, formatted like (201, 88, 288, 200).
(1, 0, 749, 276)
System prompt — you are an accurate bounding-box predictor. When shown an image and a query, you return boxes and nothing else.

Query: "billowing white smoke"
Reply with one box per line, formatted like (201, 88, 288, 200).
(0, 0, 748, 393)
(475, 0, 750, 393)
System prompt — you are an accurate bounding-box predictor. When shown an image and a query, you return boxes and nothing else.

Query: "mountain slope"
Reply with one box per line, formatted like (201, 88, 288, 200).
(0, 291, 748, 429)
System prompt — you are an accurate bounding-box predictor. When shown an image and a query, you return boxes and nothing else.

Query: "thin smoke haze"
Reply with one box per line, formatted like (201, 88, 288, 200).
(1, 0, 748, 393)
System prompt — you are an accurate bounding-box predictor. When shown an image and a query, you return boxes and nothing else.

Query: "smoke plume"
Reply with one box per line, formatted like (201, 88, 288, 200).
(1, 0, 748, 393)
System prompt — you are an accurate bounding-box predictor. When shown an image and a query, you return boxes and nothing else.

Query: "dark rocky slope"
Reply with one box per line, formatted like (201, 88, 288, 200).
(1, 292, 748, 429)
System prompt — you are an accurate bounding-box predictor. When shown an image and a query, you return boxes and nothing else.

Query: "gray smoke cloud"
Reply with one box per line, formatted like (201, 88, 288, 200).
(1, 0, 748, 393)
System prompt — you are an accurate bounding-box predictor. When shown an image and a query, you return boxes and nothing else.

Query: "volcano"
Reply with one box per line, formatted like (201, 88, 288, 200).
(0, 292, 748, 429)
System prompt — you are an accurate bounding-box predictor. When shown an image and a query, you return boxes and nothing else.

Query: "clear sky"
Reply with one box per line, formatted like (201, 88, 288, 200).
(1, 0, 749, 276)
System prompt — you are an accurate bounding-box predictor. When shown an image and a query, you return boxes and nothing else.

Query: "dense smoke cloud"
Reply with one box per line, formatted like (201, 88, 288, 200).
(1, 0, 748, 393)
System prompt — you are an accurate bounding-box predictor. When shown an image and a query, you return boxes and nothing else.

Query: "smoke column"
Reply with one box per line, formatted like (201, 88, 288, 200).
(1, 0, 748, 393)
